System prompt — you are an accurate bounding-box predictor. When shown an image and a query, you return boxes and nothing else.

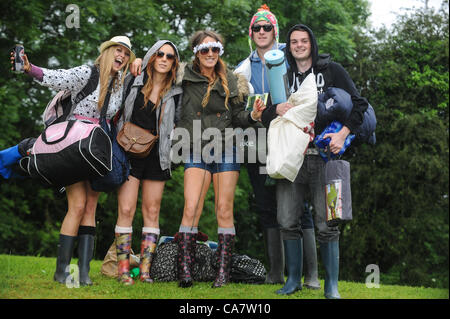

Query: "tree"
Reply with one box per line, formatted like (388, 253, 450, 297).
(341, 2, 449, 288)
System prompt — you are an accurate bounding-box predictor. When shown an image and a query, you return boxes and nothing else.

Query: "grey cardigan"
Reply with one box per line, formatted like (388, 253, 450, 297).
(117, 40, 183, 172)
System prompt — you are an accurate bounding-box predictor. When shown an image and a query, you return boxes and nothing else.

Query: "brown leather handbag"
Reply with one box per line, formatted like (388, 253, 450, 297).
(117, 102, 166, 159)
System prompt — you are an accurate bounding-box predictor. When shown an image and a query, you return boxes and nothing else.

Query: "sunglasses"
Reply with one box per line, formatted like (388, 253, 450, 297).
(199, 46, 221, 55)
(251, 24, 274, 33)
(156, 51, 176, 60)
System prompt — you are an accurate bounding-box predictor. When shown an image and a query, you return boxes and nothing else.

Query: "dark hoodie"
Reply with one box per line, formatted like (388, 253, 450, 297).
(262, 24, 368, 135)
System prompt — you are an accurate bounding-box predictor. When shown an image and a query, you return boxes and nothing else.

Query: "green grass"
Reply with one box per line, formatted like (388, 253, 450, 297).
(0, 254, 448, 299)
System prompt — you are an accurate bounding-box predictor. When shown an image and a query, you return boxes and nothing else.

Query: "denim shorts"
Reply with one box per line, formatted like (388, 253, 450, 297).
(184, 147, 240, 174)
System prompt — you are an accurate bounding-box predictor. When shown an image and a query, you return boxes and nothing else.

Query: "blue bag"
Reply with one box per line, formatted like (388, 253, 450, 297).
(90, 81, 129, 192)
(314, 121, 355, 162)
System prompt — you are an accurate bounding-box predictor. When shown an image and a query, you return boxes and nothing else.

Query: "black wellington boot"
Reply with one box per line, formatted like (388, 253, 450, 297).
(78, 234, 95, 286)
(275, 238, 303, 295)
(54, 234, 77, 284)
(263, 227, 285, 284)
(320, 240, 341, 299)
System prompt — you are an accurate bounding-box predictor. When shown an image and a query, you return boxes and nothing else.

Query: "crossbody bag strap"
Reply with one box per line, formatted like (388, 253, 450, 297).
(156, 102, 166, 136)
(99, 78, 116, 136)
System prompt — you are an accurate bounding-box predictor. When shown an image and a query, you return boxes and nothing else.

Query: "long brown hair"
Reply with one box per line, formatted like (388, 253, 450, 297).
(141, 44, 179, 110)
(94, 45, 130, 110)
(190, 30, 230, 109)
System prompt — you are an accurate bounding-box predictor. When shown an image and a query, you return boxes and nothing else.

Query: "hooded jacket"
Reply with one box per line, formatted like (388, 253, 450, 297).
(118, 40, 183, 172)
(235, 42, 287, 95)
(262, 24, 368, 135)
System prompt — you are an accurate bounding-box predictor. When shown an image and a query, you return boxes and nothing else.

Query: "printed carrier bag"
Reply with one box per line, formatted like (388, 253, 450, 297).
(324, 159, 352, 226)
(22, 120, 112, 188)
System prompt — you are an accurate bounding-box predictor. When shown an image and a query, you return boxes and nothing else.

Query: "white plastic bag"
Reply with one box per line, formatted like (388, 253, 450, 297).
(266, 73, 318, 181)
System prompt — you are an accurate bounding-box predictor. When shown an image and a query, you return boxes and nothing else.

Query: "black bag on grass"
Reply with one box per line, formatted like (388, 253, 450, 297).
(229, 254, 266, 284)
(150, 241, 216, 282)
(150, 239, 266, 284)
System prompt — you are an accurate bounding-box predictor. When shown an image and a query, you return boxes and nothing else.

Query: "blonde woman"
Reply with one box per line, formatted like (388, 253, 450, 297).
(175, 30, 264, 288)
(113, 40, 182, 285)
(11, 36, 135, 286)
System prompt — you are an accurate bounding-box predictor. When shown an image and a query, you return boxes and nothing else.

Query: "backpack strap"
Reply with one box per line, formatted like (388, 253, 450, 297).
(99, 78, 116, 137)
(56, 65, 100, 125)
(74, 65, 100, 104)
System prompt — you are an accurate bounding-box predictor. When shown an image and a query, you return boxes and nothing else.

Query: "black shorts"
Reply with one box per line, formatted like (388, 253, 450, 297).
(129, 143, 171, 181)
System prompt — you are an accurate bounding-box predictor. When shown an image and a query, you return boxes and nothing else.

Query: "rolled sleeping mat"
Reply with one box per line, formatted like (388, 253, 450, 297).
(264, 49, 288, 105)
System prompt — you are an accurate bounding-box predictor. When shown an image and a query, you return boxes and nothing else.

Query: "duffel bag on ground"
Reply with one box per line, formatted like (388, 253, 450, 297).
(20, 120, 112, 188)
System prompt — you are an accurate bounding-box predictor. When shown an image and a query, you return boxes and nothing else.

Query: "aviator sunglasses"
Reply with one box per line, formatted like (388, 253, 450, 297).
(251, 24, 274, 33)
(199, 46, 221, 55)
(156, 51, 176, 60)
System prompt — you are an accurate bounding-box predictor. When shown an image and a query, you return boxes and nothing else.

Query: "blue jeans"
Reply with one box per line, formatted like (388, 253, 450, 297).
(276, 155, 339, 243)
(184, 147, 240, 174)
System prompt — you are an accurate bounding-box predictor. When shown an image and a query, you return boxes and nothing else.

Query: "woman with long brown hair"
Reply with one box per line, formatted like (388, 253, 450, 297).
(175, 30, 264, 288)
(10, 36, 135, 286)
(113, 40, 182, 285)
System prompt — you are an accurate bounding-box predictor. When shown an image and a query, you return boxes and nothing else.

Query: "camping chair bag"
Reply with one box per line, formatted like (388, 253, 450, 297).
(324, 158, 352, 226)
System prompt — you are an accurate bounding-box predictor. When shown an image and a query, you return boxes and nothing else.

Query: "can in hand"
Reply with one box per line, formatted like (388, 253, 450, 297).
(13, 44, 25, 73)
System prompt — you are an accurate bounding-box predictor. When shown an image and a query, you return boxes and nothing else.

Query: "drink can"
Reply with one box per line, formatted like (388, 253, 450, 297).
(13, 44, 25, 73)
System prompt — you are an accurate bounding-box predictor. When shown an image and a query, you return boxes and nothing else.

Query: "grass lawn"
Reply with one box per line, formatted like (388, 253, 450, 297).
(0, 254, 448, 299)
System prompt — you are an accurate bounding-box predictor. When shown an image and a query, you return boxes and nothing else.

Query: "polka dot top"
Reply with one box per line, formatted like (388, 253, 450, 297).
(39, 65, 124, 120)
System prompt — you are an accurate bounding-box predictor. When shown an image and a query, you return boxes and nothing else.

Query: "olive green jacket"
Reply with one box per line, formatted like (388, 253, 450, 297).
(176, 62, 254, 150)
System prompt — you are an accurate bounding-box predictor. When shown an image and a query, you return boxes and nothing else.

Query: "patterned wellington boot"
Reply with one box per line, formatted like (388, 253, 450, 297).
(139, 232, 158, 283)
(212, 233, 235, 288)
(115, 233, 134, 286)
(177, 232, 197, 288)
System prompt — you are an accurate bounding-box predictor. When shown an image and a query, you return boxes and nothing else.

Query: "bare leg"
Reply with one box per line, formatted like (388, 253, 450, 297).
(180, 167, 211, 228)
(141, 180, 165, 228)
(212, 170, 239, 228)
(117, 175, 140, 227)
(61, 181, 99, 236)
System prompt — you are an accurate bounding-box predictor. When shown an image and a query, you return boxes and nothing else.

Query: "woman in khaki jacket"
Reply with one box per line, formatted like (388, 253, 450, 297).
(174, 30, 264, 288)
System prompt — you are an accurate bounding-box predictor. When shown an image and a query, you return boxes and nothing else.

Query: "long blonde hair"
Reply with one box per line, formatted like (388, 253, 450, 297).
(141, 45, 179, 110)
(94, 45, 130, 109)
(190, 30, 230, 109)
